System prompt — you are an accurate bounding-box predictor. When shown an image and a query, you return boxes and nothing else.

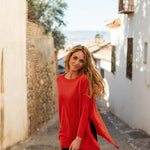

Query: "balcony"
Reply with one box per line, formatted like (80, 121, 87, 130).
(119, 0, 134, 14)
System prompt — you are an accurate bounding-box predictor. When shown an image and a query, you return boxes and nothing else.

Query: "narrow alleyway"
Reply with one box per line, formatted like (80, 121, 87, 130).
(7, 100, 150, 150)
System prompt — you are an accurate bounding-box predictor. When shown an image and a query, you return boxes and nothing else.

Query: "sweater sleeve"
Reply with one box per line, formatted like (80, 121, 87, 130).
(77, 76, 91, 138)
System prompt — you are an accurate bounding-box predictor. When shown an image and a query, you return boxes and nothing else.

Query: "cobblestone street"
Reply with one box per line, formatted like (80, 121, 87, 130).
(7, 100, 150, 150)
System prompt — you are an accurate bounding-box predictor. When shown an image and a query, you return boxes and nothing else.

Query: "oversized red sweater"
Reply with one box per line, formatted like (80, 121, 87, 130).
(56, 73, 119, 150)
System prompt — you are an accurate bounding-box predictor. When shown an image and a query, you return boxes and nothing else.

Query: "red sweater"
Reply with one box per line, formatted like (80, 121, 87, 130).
(56, 73, 119, 150)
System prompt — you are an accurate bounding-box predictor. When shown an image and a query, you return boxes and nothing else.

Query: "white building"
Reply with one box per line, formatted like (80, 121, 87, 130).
(103, 0, 150, 135)
(0, 0, 28, 149)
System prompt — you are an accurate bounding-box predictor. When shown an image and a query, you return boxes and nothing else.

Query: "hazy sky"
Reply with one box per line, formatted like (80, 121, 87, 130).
(63, 0, 120, 31)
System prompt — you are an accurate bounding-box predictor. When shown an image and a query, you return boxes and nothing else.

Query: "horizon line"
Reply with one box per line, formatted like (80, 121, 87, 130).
(62, 29, 110, 32)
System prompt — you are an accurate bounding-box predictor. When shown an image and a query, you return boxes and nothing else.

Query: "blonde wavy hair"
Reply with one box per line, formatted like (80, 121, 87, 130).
(64, 45, 106, 100)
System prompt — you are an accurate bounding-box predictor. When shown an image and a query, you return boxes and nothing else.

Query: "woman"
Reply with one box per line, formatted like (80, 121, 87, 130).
(56, 45, 119, 150)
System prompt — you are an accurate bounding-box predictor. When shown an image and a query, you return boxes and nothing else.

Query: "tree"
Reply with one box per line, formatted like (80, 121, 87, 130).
(95, 32, 101, 43)
(28, 0, 67, 50)
(52, 28, 66, 50)
(95, 33, 101, 39)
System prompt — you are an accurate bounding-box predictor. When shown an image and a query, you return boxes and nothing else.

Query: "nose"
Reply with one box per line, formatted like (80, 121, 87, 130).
(74, 59, 80, 65)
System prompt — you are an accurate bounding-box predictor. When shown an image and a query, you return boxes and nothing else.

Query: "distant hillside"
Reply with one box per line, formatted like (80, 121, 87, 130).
(62, 30, 110, 49)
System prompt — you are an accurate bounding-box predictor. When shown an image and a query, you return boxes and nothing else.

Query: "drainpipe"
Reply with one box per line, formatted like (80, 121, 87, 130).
(0, 50, 4, 150)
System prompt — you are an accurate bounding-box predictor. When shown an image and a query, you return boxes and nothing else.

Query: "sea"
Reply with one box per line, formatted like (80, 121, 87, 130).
(62, 30, 110, 50)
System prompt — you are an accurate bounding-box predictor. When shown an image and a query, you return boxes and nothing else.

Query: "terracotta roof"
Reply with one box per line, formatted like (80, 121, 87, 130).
(58, 41, 111, 61)
(105, 17, 121, 29)
(87, 41, 110, 53)
(92, 43, 114, 62)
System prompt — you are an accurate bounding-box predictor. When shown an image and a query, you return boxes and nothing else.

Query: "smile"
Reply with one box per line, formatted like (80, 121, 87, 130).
(73, 65, 79, 68)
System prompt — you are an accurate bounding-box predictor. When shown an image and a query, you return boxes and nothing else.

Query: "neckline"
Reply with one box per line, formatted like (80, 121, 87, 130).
(63, 73, 83, 81)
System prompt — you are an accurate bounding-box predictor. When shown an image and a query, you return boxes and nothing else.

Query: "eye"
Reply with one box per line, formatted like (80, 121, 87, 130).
(73, 56, 78, 60)
(79, 59, 84, 63)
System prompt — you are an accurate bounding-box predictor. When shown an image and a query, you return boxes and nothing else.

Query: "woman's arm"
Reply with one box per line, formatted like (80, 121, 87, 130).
(77, 76, 91, 138)
(69, 76, 91, 149)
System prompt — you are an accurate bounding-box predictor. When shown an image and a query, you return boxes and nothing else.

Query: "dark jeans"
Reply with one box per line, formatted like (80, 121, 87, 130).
(90, 120, 97, 141)
(62, 121, 97, 150)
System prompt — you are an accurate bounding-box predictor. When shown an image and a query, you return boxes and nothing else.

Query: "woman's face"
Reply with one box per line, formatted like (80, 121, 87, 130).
(69, 51, 85, 72)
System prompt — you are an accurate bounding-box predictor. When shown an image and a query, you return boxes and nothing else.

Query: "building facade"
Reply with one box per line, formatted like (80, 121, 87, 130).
(104, 0, 150, 135)
(0, 1, 58, 149)
(0, 0, 28, 149)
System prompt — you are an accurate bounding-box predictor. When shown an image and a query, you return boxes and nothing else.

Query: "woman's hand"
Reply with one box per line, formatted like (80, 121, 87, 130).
(69, 136, 82, 150)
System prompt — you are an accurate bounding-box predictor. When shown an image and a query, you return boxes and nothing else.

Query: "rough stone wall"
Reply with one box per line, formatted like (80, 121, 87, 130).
(26, 20, 57, 134)
(27, 21, 44, 38)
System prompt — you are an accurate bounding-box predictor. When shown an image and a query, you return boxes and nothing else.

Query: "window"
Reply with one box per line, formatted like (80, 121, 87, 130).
(111, 45, 116, 74)
(126, 38, 133, 80)
(143, 42, 148, 64)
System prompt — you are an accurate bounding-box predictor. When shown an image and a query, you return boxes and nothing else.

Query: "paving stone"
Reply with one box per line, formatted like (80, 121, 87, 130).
(25, 145, 58, 150)
(128, 131, 150, 139)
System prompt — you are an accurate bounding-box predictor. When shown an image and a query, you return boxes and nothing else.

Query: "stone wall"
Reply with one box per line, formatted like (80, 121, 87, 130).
(27, 21, 44, 38)
(26, 20, 57, 134)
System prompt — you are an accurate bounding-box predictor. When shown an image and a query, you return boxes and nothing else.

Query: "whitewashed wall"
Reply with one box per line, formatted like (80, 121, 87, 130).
(0, 0, 27, 149)
(105, 0, 150, 135)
